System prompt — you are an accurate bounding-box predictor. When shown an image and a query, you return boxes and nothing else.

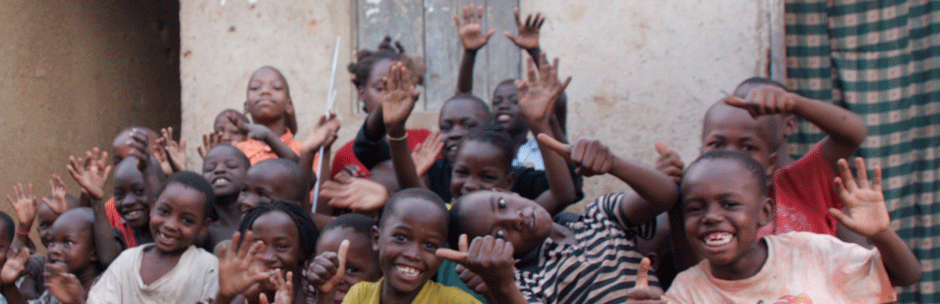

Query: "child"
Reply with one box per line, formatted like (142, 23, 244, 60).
(216, 199, 318, 304)
(438, 134, 678, 303)
(198, 110, 250, 159)
(237, 66, 302, 165)
(307, 213, 382, 304)
(658, 151, 921, 303)
(0, 208, 102, 304)
(86, 171, 220, 303)
(0, 211, 15, 302)
(236, 158, 308, 214)
(202, 144, 251, 249)
(340, 188, 480, 304)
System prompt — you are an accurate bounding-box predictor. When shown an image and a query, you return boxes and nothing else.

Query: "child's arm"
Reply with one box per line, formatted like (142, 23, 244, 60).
(437, 235, 528, 304)
(830, 158, 922, 287)
(299, 112, 342, 214)
(237, 119, 301, 163)
(381, 63, 425, 190)
(516, 54, 577, 214)
(539, 136, 679, 226)
(66, 149, 123, 267)
(6, 183, 38, 252)
(320, 173, 389, 213)
(0, 248, 31, 304)
(724, 85, 867, 173)
(455, 4, 495, 94)
(505, 8, 545, 66)
(156, 127, 187, 172)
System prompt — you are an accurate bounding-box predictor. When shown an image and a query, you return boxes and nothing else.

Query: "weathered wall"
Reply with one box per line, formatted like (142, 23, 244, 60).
(181, 1, 778, 207)
(0, 1, 180, 246)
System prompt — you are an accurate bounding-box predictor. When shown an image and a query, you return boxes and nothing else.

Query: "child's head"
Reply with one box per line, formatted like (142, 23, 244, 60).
(348, 37, 424, 113)
(449, 190, 552, 258)
(680, 150, 774, 272)
(450, 123, 517, 199)
(439, 94, 492, 163)
(47, 208, 101, 275)
(0, 212, 14, 266)
(111, 126, 159, 164)
(245, 66, 297, 133)
(213, 109, 249, 144)
(700, 100, 780, 178)
(202, 144, 250, 199)
(316, 214, 382, 303)
(239, 200, 318, 290)
(113, 156, 156, 229)
(237, 158, 307, 213)
(37, 194, 80, 248)
(151, 171, 217, 254)
(373, 188, 448, 299)
(491, 80, 526, 135)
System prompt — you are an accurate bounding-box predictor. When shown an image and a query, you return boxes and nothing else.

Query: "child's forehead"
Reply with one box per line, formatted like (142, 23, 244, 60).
(681, 159, 761, 197)
(251, 67, 287, 83)
(386, 199, 447, 228)
(160, 184, 207, 208)
(702, 106, 776, 141)
(207, 145, 246, 162)
(441, 99, 488, 120)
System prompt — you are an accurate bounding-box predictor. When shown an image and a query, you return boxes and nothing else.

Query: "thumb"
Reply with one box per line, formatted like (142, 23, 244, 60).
(723, 96, 747, 108)
(537, 134, 571, 159)
(504, 31, 517, 41)
(458, 234, 468, 253)
(318, 240, 349, 293)
(828, 208, 852, 227)
(485, 29, 496, 39)
(654, 141, 670, 156)
(436, 234, 469, 262)
(635, 257, 651, 289)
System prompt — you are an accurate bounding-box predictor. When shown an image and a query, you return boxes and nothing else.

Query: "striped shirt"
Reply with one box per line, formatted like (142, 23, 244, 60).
(516, 193, 657, 303)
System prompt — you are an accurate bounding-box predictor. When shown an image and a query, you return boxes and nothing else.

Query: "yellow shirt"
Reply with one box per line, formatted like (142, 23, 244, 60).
(341, 278, 481, 304)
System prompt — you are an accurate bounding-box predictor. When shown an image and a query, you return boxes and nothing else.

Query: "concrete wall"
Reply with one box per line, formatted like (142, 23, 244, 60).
(0, 1, 180, 246)
(181, 0, 778, 207)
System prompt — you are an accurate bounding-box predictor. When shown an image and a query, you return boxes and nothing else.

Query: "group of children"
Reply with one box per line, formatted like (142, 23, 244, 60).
(0, 5, 921, 304)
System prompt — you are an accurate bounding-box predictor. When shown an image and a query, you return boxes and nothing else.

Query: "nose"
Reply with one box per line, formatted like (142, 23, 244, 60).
(462, 178, 482, 193)
(260, 245, 278, 264)
(401, 242, 420, 260)
(496, 211, 525, 231)
(238, 193, 259, 212)
(702, 205, 724, 225)
(48, 242, 62, 256)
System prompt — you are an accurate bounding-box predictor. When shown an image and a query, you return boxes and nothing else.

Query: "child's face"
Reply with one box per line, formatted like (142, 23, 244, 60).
(680, 159, 773, 268)
(47, 215, 97, 274)
(237, 168, 298, 213)
(316, 227, 381, 303)
(492, 83, 525, 133)
(455, 190, 552, 256)
(202, 146, 249, 198)
(245, 67, 292, 122)
(359, 59, 396, 113)
(0, 222, 11, 267)
(214, 115, 247, 144)
(113, 163, 154, 229)
(439, 99, 488, 163)
(700, 105, 778, 177)
(372, 199, 447, 298)
(37, 202, 59, 248)
(450, 141, 514, 199)
(249, 211, 301, 290)
(149, 184, 211, 255)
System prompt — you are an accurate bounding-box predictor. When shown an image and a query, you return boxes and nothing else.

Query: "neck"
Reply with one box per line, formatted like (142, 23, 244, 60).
(510, 130, 528, 148)
(214, 194, 242, 225)
(257, 118, 287, 137)
(134, 226, 153, 244)
(380, 278, 423, 304)
(76, 265, 101, 291)
(549, 223, 575, 245)
(710, 238, 768, 281)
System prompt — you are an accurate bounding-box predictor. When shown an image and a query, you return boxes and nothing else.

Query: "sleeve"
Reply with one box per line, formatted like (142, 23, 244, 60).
(595, 193, 656, 240)
(353, 120, 392, 170)
(518, 287, 546, 304)
(199, 252, 220, 302)
(810, 233, 896, 302)
(510, 165, 584, 202)
(85, 254, 127, 304)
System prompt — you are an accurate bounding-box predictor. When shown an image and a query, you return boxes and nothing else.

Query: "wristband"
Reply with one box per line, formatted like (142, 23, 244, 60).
(387, 132, 408, 142)
(15, 229, 29, 236)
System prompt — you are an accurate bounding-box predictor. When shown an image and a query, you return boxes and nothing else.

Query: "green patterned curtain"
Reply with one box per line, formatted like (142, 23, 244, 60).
(785, 0, 939, 302)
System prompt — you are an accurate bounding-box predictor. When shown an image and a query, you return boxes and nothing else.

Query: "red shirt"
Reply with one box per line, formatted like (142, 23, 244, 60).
(330, 129, 432, 178)
(758, 143, 843, 237)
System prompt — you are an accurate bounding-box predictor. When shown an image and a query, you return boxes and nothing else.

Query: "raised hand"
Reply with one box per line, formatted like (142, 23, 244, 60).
(259, 270, 294, 304)
(321, 173, 389, 212)
(654, 142, 684, 185)
(380, 62, 418, 135)
(7, 183, 38, 232)
(537, 134, 615, 177)
(306, 239, 349, 294)
(516, 54, 571, 126)
(66, 148, 112, 200)
(723, 85, 796, 118)
(198, 131, 224, 159)
(1, 248, 30, 284)
(829, 158, 890, 238)
(411, 131, 444, 177)
(151, 144, 174, 177)
(44, 262, 87, 304)
(218, 231, 273, 299)
(436, 234, 515, 287)
(237, 120, 277, 142)
(455, 4, 496, 51)
(158, 127, 187, 172)
(624, 257, 665, 304)
(302, 111, 342, 153)
(44, 175, 71, 214)
(505, 8, 544, 51)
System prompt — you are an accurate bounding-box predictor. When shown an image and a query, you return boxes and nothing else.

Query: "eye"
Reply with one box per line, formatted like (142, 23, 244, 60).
(64, 240, 75, 246)
(156, 207, 170, 216)
(134, 188, 146, 196)
(706, 141, 725, 149)
(721, 200, 740, 209)
(424, 242, 439, 251)
(346, 266, 360, 274)
(181, 217, 195, 225)
(742, 145, 758, 152)
(497, 198, 507, 209)
(439, 124, 453, 132)
(454, 168, 469, 178)
(393, 234, 407, 242)
(276, 243, 291, 250)
(114, 190, 126, 200)
(494, 229, 506, 239)
(482, 174, 499, 183)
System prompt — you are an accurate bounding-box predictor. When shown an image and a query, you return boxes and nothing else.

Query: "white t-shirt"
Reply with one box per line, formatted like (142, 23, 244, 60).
(87, 244, 219, 304)
(665, 232, 896, 304)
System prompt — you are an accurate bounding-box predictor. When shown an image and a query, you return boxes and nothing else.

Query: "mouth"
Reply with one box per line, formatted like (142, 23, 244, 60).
(211, 176, 231, 187)
(701, 231, 734, 248)
(496, 113, 513, 124)
(155, 231, 180, 248)
(121, 209, 146, 222)
(394, 264, 423, 282)
(332, 288, 348, 302)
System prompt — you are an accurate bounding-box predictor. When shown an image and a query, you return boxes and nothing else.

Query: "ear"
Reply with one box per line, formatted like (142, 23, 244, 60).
(757, 197, 776, 227)
(285, 99, 295, 116)
(782, 114, 798, 138)
(371, 225, 381, 252)
(764, 152, 779, 181)
(243, 100, 251, 117)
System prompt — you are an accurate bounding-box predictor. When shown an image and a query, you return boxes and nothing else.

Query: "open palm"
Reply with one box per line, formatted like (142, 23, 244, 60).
(830, 158, 890, 237)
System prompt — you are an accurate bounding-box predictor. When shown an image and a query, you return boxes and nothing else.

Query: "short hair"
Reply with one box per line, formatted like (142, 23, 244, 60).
(54, 208, 104, 271)
(0, 211, 13, 242)
(238, 199, 319, 263)
(493, 79, 568, 135)
(214, 109, 249, 126)
(207, 144, 250, 168)
(461, 122, 517, 171)
(321, 213, 376, 240)
(732, 77, 789, 98)
(379, 188, 448, 233)
(348, 36, 425, 90)
(158, 171, 218, 221)
(250, 158, 307, 203)
(685, 150, 768, 197)
(441, 94, 492, 121)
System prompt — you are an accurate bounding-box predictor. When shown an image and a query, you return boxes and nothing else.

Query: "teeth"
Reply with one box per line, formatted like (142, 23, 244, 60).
(497, 114, 512, 122)
(125, 210, 141, 218)
(448, 145, 458, 151)
(213, 177, 230, 185)
(395, 266, 421, 278)
(703, 232, 732, 247)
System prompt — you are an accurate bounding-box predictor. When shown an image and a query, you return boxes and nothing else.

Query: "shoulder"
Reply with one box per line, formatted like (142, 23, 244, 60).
(584, 193, 656, 240)
(343, 281, 381, 303)
(184, 246, 220, 269)
(422, 281, 481, 303)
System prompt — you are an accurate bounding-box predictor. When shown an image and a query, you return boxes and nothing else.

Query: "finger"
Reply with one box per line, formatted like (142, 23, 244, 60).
(435, 248, 468, 263)
(536, 14, 545, 28)
(485, 28, 496, 40)
(336, 239, 349, 276)
(458, 234, 468, 253)
(453, 14, 460, 27)
(259, 293, 270, 304)
(836, 159, 858, 192)
(524, 14, 532, 28)
(636, 257, 651, 289)
(872, 165, 883, 193)
(828, 208, 854, 228)
(504, 31, 516, 42)
(723, 96, 748, 109)
(854, 157, 869, 189)
(536, 134, 571, 159)
(579, 140, 600, 172)
(833, 177, 850, 202)
(654, 141, 670, 156)
(526, 57, 537, 83)
(513, 8, 521, 26)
